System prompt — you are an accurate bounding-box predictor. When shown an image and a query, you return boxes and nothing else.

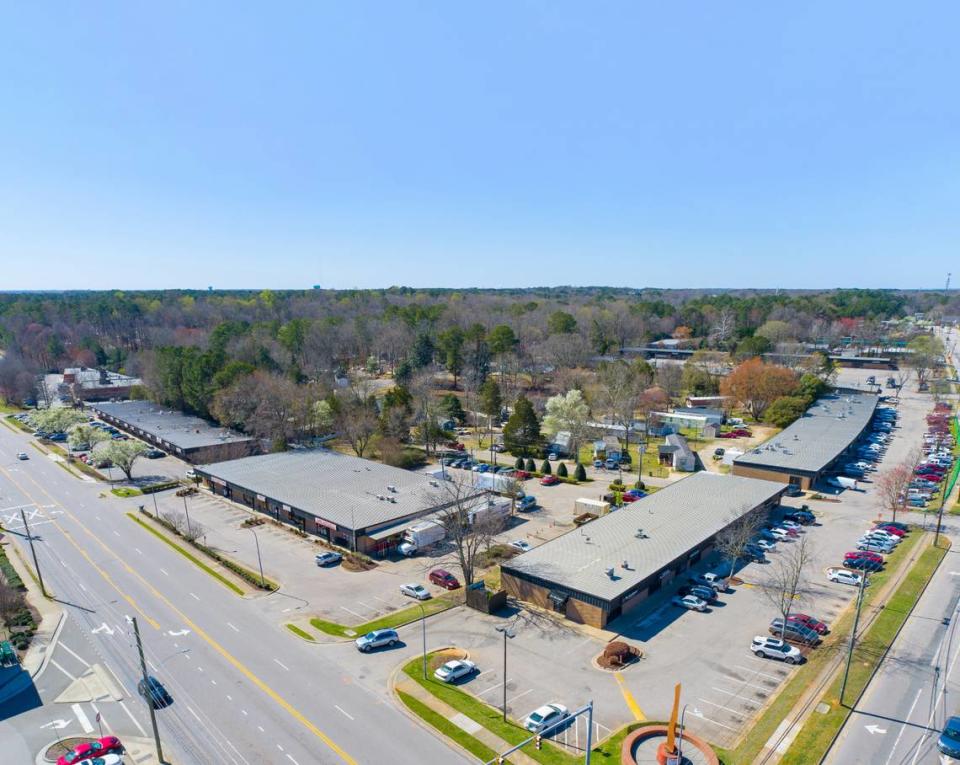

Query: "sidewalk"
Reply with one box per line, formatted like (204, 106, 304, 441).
(393, 673, 541, 765)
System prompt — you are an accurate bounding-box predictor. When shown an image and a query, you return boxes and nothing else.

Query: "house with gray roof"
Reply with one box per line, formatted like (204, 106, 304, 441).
(501, 472, 785, 628)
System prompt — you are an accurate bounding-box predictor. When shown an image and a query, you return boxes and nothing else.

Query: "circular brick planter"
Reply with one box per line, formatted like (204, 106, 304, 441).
(621, 725, 719, 765)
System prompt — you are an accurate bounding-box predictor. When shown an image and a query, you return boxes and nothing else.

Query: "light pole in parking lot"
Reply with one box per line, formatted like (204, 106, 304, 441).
(417, 603, 427, 679)
(182, 493, 193, 538)
(248, 527, 265, 588)
(495, 625, 515, 722)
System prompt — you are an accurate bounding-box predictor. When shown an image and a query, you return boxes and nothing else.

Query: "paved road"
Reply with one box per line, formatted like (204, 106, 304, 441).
(0, 423, 469, 765)
(824, 528, 960, 765)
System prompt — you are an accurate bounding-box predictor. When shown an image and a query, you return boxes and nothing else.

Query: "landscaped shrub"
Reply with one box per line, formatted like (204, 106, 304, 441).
(141, 480, 180, 495)
(634, 480, 645, 490)
(515, 457, 524, 470)
(556, 463, 568, 478)
(541, 460, 551, 475)
(525, 458, 536, 472)
(608, 480, 624, 490)
(574, 463, 587, 481)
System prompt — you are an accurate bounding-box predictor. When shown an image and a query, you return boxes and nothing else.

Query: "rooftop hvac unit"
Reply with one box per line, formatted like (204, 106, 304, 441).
(387, 485, 397, 493)
(376, 494, 385, 501)
(429, 480, 439, 487)
(606, 567, 615, 579)
(389, 497, 397, 503)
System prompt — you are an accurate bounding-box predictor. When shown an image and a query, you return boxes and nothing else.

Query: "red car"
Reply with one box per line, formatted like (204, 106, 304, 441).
(540, 475, 560, 486)
(57, 737, 124, 765)
(514, 470, 531, 480)
(718, 432, 737, 439)
(429, 569, 461, 590)
(731, 428, 753, 437)
(917, 474, 943, 483)
(873, 525, 906, 537)
(846, 550, 883, 564)
(787, 613, 829, 635)
(619, 492, 639, 503)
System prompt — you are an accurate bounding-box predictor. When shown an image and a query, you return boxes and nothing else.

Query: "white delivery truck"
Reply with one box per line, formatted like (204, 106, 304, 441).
(827, 476, 859, 491)
(468, 499, 511, 528)
(473, 472, 518, 495)
(398, 520, 445, 556)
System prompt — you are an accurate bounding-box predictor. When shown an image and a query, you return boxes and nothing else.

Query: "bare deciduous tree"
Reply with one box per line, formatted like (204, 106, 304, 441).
(759, 535, 813, 640)
(0, 582, 25, 623)
(714, 507, 767, 583)
(435, 479, 507, 586)
(875, 460, 916, 524)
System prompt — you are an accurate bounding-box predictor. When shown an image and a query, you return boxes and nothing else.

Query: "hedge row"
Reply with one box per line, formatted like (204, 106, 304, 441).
(0, 548, 25, 591)
(141, 480, 181, 495)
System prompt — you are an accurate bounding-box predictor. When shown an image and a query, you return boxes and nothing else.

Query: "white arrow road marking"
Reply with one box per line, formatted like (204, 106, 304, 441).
(72, 704, 94, 733)
(167, 629, 191, 637)
(866, 724, 888, 735)
(41, 720, 70, 730)
(91, 623, 115, 635)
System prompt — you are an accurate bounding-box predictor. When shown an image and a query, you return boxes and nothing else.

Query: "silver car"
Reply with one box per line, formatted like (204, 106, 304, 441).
(400, 583, 432, 600)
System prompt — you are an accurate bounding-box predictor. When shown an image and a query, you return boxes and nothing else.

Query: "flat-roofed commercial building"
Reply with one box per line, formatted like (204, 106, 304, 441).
(87, 401, 257, 464)
(732, 390, 879, 490)
(501, 472, 785, 628)
(195, 450, 482, 555)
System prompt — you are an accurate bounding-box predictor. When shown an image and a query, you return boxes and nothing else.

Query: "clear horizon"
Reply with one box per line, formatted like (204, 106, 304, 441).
(3, 3, 957, 291)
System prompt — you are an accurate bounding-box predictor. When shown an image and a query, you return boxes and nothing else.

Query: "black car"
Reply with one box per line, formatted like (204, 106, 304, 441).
(144, 449, 166, 459)
(784, 510, 815, 525)
(138, 676, 173, 709)
(679, 584, 717, 602)
(783, 485, 804, 497)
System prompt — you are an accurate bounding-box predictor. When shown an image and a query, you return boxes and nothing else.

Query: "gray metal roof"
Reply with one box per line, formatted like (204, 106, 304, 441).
(733, 391, 879, 475)
(502, 472, 784, 602)
(88, 401, 254, 450)
(664, 433, 693, 459)
(196, 449, 459, 530)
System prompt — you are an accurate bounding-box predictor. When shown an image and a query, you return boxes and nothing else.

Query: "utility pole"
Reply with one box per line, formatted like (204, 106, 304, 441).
(20, 508, 47, 598)
(840, 571, 868, 705)
(495, 626, 515, 722)
(417, 604, 427, 679)
(182, 494, 193, 537)
(935, 486, 948, 548)
(132, 617, 165, 764)
(248, 528, 265, 588)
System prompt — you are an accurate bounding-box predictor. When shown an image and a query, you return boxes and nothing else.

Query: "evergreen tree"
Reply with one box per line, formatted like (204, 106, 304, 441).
(540, 459, 552, 474)
(502, 395, 541, 456)
(574, 463, 587, 481)
(557, 462, 568, 478)
(515, 456, 524, 470)
(525, 458, 536, 472)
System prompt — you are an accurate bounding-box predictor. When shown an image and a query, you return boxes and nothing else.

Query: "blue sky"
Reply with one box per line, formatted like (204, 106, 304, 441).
(2, 2, 957, 290)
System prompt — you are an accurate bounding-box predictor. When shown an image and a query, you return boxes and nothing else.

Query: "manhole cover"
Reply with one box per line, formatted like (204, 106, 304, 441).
(816, 702, 831, 714)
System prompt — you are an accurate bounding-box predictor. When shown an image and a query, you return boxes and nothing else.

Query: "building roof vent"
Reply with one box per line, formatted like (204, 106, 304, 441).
(387, 485, 397, 493)
(605, 567, 615, 579)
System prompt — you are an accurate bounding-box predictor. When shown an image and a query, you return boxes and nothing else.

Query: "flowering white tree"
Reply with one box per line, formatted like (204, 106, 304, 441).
(542, 389, 590, 461)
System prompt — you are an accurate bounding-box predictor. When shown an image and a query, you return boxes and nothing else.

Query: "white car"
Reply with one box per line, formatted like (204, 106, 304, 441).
(751, 636, 801, 664)
(315, 551, 342, 566)
(434, 659, 478, 683)
(16, 452, 28, 460)
(754, 539, 776, 551)
(857, 541, 893, 554)
(780, 520, 802, 532)
(524, 703, 569, 732)
(672, 595, 707, 612)
(769, 528, 792, 541)
(509, 540, 532, 553)
(861, 532, 899, 546)
(400, 583, 432, 601)
(827, 568, 867, 587)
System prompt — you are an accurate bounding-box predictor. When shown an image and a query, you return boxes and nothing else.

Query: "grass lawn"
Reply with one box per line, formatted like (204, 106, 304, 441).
(402, 656, 579, 765)
(126, 513, 244, 595)
(309, 594, 460, 638)
(716, 529, 930, 765)
(110, 487, 142, 498)
(397, 689, 503, 762)
(778, 536, 950, 765)
(0, 401, 23, 414)
(284, 624, 315, 641)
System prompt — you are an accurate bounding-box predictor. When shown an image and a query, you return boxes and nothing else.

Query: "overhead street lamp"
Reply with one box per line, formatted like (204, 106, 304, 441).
(248, 527, 265, 588)
(417, 603, 427, 679)
(495, 625, 515, 722)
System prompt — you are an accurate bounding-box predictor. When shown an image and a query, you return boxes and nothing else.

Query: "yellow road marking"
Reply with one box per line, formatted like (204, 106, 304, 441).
(2, 461, 358, 764)
(614, 671, 646, 721)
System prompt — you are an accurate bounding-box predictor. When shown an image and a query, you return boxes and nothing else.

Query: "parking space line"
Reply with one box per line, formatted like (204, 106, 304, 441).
(509, 688, 533, 704)
(614, 672, 646, 721)
(731, 664, 784, 682)
(339, 606, 363, 618)
(476, 682, 502, 696)
(698, 697, 742, 712)
(710, 687, 762, 705)
(689, 712, 740, 731)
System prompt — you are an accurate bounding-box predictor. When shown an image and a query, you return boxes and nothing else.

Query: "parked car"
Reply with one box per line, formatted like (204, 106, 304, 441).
(878, 522, 910, 533)
(856, 540, 894, 555)
(845, 556, 883, 571)
(517, 495, 537, 511)
(672, 594, 708, 612)
(783, 485, 804, 497)
(679, 584, 717, 602)
(937, 716, 960, 759)
(429, 569, 461, 590)
(827, 568, 868, 587)
(434, 659, 478, 683)
(783, 509, 815, 525)
(56, 737, 124, 765)
(846, 550, 884, 564)
(540, 475, 559, 486)
(751, 636, 802, 664)
(692, 572, 729, 591)
(873, 524, 906, 537)
(355, 629, 399, 652)
(137, 676, 173, 709)
(547, 452, 559, 461)
(144, 449, 165, 459)
(787, 613, 829, 635)
(400, 583, 432, 600)
(780, 520, 803, 532)
(509, 540, 533, 553)
(524, 703, 569, 733)
(315, 551, 342, 567)
(769, 618, 821, 645)
(753, 539, 776, 551)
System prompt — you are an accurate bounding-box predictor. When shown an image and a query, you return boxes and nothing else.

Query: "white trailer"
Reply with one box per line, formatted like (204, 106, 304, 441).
(398, 520, 446, 556)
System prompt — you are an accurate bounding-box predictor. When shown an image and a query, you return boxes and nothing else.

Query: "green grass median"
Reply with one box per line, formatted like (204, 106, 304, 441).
(778, 536, 950, 765)
(397, 689, 503, 762)
(716, 531, 946, 765)
(127, 513, 244, 595)
(308, 595, 459, 638)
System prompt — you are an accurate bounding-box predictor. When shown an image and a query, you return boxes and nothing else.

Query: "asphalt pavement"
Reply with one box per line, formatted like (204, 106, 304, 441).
(0, 422, 470, 765)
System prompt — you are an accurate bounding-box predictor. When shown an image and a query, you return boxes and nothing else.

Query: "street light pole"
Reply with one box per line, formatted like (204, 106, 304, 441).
(182, 494, 192, 538)
(132, 617, 165, 764)
(677, 703, 689, 762)
(495, 626, 515, 722)
(20, 508, 47, 598)
(840, 571, 868, 705)
(417, 604, 427, 679)
(248, 528, 265, 588)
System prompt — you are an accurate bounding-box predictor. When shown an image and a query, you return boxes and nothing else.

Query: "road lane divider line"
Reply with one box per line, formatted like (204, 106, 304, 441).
(72, 703, 94, 733)
(614, 671, 646, 721)
(2, 461, 359, 765)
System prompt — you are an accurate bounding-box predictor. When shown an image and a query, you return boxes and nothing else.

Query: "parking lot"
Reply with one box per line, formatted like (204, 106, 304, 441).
(376, 368, 937, 748)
